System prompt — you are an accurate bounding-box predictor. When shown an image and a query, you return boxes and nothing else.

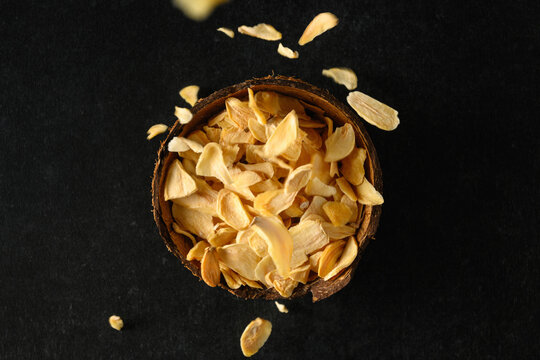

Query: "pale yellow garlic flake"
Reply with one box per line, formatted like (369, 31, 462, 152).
(179, 85, 199, 107)
(322, 68, 357, 90)
(238, 23, 282, 41)
(347, 91, 400, 131)
(298, 12, 339, 45)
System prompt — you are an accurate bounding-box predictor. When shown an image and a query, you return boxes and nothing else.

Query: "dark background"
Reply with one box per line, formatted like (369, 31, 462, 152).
(1, 0, 539, 359)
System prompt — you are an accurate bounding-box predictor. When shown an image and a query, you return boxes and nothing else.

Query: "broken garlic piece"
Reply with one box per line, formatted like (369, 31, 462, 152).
(217, 27, 234, 38)
(298, 12, 339, 46)
(347, 91, 400, 131)
(238, 23, 282, 41)
(201, 247, 221, 287)
(217, 189, 252, 230)
(277, 43, 299, 59)
(274, 301, 289, 313)
(318, 240, 346, 278)
(323, 236, 358, 280)
(240, 318, 272, 357)
(146, 124, 168, 140)
(179, 85, 199, 107)
(109, 315, 124, 331)
(168, 137, 204, 153)
(322, 201, 353, 227)
(263, 110, 299, 158)
(186, 241, 210, 261)
(322, 68, 357, 90)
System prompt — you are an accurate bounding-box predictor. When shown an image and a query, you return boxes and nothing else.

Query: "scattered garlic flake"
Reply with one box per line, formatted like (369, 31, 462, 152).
(277, 43, 299, 59)
(172, 0, 228, 21)
(240, 318, 272, 357)
(322, 68, 357, 90)
(217, 27, 235, 38)
(347, 91, 400, 131)
(298, 12, 339, 46)
(179, 85, 199, 107)
(238, 24, 282, 41)
(174, 106, 193, 124)
(109, 315, 124, 331)
(146, 124, 168, 140)
(274, 301, 289, 313)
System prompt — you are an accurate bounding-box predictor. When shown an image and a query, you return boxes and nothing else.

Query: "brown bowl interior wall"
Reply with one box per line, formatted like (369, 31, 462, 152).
(152, 76, 382, 301)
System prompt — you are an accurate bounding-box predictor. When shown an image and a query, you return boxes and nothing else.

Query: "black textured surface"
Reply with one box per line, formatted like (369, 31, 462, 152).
(1, 1, 539, 359)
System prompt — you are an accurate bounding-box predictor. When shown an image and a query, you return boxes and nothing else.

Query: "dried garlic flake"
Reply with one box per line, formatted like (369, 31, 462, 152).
(172, 0, 228, 21)
(298, 12, 339, 46)
(174, 106, 193, 124)
(217, 27, 234, 38)
(277, 43, 299, 59)
(347, 91, 400, 131)
(274, 301, 289, 313)
(240, 317, 272, 357)
(179, 85, 199, 107)
(238, 24, 282, 41)
(146, 124, 168, 140)
(324, 123, 355, 162)
(322, 68, 357, 90)
(109, 315, 124, 331)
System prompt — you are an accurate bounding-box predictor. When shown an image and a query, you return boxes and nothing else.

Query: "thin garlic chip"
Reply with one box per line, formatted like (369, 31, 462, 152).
(341, 147, 367, 185)
(298, 12, 339, 46)
(201, 247, 221, 287)
(254, 91, 281, 115)
(217, 27, 234, 38)
(240, 276, 263, 289)
(318, 240, 346, 278)
(248, 88, 268, 125)
(274, 301, 289, 313)
(172, 0, 228, 21)
(310, 150, 331, 183)
(203, 126, 221, 143)
(238, 23, 282, 41)
(322, 201, 353, 227)
(196, 143, 233, 185)
(324, 236, 358, 280)
(186, 241, 210, 261)
(164, 159, 198, 200)
(225, 97, 253, 129)
(289, 219, 329, 268)
(324, 123, 355, 162)
(240, 318, 272, 357)
(289, 263, 311, 284)
(248, 232, 268, 258)
(269, 273, 298, 297)
(254, 255, 276, 287)
(309, 251, 323, 272)
(231, 170, 263, 188)
(305, 177, 337, 197)
(254, 189, 297, 216)
(220, 264, 243, 289)
(321, 223, 355, 239)
(247, 116, 268, 142)
(217, 244, 260, 281)
(347, 91, 400, 131)
(208, 227, 237, 247)
(146, 124, 168, 140)
(284, 164, 312, 193)
(238, 163, 275, 178)
(336, 177, 357, 201)
(356, 179, 384, 205)
(172, 222, 197, 246)
(322, 68, 358, 90)
(340, 193, 358, 223)
(277, 43, 299, 59)
(217, 189, 252, 230)
(251, 216, 293, 277)
(300, 195, 328, 222)
(174, 106, 193, 124)
(168, 137, 204, 153)
(179, 85, 199, 107)
(172, 204, 215, 239)
(329, 161, 339, 178)
(172, 177, 218, 216)
(263, 110, 299, 158)
(250, 178, 282, 194)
